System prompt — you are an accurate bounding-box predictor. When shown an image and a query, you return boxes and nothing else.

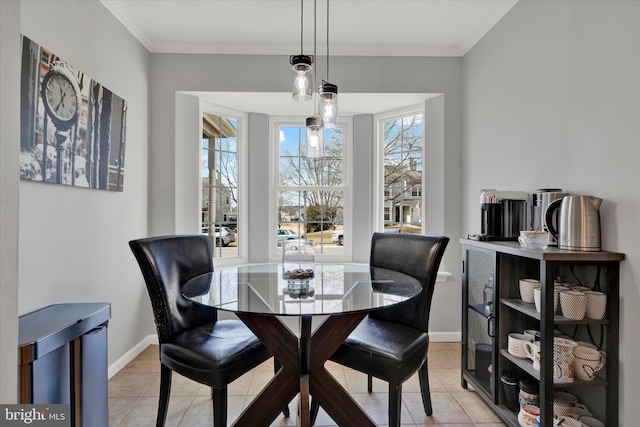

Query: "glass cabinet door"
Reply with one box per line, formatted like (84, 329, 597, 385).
(462, 247, 497, 396)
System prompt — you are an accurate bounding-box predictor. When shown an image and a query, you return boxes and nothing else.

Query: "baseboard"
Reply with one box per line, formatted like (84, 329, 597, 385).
(107, 331, 460, 379)
(108, 334, 158, 379)
(429, 331, 461, 342)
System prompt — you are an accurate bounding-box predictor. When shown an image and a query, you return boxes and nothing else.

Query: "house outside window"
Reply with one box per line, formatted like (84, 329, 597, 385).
(379, 111, 423, 231)
(202, 112, 239, 258)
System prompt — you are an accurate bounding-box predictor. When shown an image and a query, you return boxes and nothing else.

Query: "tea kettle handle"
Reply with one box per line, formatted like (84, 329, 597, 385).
(545, 198, 563, 239)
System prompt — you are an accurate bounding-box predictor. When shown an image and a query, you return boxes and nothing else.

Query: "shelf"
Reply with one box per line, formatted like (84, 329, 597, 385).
(494, 404, 519, 427)
(459, 239, 625, 262)
(499, 349, 608, 387)
(501, 299, 610, 325)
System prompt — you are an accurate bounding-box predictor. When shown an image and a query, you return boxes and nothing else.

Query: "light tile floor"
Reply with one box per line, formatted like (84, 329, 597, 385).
(108, 343, 507, 426)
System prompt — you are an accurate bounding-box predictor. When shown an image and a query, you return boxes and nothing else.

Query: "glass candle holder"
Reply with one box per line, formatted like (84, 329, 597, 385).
(282, 239, 315, 288)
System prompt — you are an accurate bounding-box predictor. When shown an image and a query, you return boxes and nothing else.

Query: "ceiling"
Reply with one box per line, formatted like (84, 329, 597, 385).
(101, 0, 517, 115)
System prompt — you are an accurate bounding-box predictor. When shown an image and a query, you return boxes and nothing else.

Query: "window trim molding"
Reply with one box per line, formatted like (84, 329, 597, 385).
(373, 104, 426, 234)
(200, 100, 248, 266)
(268, 115, 353, 262)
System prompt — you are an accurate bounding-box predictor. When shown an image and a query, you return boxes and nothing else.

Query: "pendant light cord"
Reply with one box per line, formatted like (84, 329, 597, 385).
(326, 0, 330, 81)
(300, 0, 304, 54)
(313, 0, 318, 115)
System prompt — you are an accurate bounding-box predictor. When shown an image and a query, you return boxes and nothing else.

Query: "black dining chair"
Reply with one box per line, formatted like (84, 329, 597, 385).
(129, 234, 285, 427)
(311, 232, 449, 427)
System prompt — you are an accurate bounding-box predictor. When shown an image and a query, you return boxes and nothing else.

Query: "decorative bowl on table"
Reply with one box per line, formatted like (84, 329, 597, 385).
(282, 239, 315, 289)
(283, 286, 315, 300)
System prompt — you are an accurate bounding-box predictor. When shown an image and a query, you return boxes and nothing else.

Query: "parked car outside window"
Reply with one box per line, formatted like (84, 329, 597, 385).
(277, 228, 304, 242)
(202, 226, 236, 247)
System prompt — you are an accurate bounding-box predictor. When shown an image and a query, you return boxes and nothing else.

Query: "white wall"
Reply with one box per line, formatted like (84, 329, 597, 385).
(18, 0, 152, 366)
(0, 0, 21, 403)
(462, 1, 640, 423)
(148, 54, 465, 335)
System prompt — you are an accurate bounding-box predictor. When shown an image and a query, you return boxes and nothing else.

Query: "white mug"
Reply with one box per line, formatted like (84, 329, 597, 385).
(554, 391, 578, 405)
(553, 337, 577, 382)
(519, 278, 540, 303)
(560, 290, 587, 320)
(554, 285, 569, 314)
(524, 340, 541, 370)
(553, 393, 580, 417)
(584, 290, 607, 319)
(533, 287, 542, 313)
(574, 341, 597, 350)
(523, 329, 540, 341)
(508, 332, 532, 358)
(568, 406, 592, 419)
(574, 347, 606, 381)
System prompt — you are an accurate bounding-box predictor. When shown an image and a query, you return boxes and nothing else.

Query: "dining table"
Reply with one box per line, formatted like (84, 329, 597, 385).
(181, 262, 422, 427)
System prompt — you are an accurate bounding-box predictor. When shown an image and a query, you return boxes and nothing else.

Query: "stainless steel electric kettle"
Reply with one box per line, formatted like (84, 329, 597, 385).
(545, 195, 602, 251)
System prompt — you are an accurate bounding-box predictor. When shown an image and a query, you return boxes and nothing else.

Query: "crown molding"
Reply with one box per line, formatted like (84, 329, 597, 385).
(459, 0, 518, 55)
(100, 0, 154, 51)
(101, 0, 518, 57)
(150, 42, 465, 57)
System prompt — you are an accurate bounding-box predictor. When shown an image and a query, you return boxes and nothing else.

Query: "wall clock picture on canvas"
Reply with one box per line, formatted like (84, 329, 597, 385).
(20, 35, 127, 192)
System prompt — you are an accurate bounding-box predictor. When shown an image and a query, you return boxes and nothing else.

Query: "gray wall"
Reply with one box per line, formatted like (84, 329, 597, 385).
(0, 0, 21, 402)
(462, 1, 640, 423)
(15, 0, 152, 374)
(148, 54, 464, 337)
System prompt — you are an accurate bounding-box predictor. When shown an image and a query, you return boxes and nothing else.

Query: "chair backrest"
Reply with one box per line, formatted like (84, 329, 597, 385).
(129, 234, 217, 343)
(369, 232, 449, 332)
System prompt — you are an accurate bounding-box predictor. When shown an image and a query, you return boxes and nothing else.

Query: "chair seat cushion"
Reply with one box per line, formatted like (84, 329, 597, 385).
(161, 319, 270, 388)
(330, 316, 429, 385)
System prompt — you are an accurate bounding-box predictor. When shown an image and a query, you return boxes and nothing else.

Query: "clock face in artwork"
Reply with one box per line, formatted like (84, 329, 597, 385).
(41, 65, 81, 128)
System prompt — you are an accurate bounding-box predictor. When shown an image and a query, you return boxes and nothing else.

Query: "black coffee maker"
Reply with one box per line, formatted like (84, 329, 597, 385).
(477, 189, 528, 241)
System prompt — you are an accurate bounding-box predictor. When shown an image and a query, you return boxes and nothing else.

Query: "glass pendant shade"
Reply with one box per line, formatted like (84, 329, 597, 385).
(318, 81, 338, 128)
(306, 116, 324, 158)
(290, 55, 313, 101)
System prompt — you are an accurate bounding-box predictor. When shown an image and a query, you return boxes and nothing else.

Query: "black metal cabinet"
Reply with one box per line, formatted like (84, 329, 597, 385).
(18, 303, 111, 427)
(460, 239, 623, 426)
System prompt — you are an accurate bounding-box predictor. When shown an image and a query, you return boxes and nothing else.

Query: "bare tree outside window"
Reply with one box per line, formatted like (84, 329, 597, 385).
(277, 125, 344, 255)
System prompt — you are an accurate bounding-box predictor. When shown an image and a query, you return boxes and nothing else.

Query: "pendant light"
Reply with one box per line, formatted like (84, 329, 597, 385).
(290, 0, 313, 101)
(318, 0, 338, 128)
(306, 0, 324, 158)
(306, 116, 324, 158)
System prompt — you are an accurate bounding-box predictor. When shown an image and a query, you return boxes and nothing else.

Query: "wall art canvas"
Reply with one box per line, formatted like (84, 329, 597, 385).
(20, 35, 127, 191)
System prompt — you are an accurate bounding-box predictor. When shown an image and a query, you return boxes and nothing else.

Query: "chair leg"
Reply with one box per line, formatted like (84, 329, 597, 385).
(156, 365, 172, 427)
(310, 398, 320, 425)
(274, 358, 290, 417)
(418, 360, 433, 415)
(212, 387, 228, 427)
(388, 383, 402, 427)
(367, 374, 373, 392)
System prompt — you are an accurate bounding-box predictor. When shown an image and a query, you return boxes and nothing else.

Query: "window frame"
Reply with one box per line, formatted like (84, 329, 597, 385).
(374, 105, 426, 234)
(200, 101, 248, 266)
(269, 116, 352, 262)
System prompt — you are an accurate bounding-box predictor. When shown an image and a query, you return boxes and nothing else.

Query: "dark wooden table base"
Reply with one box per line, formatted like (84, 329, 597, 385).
(234, 312, 377, 427)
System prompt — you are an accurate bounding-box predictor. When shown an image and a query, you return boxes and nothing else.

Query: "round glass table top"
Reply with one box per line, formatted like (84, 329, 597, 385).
(182, 263, 422, 316)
